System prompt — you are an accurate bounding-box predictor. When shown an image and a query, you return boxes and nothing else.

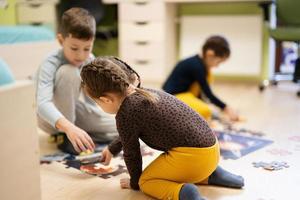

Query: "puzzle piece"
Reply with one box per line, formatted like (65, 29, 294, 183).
(252, 161, 289, 171)
(98, 165, 128, 179)
(80, 163, 117, 175)
(288, 135, 300, 142)
(80, 156, 102, 165)
(267, 148, 292, 156)
(40, 152, 74, 164)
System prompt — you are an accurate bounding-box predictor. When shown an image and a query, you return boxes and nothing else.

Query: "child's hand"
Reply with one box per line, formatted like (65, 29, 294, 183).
(66, 125, 95, 153)
(120, 178, 131, 189)
(223, 106, 239, 122)
(101, 146, 113, 165)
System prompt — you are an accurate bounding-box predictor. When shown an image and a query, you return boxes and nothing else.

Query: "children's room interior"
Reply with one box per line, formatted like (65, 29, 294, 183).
(1, 0, 300, 200)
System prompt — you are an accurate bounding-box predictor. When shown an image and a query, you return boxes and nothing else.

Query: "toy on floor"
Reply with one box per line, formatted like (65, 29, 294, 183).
(211, 116, 265, 138)
(288, 135, 300, 142)
(267, 148, 292, 156)
(252, 161, 289, 171)
(79, 149, 93, 156)
(215, 131, 273, 160)
(80, 163, 117, 175)
(40, 152, 75, 164)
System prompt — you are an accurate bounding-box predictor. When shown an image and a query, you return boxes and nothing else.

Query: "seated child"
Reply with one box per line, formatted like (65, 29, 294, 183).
(36, 8, 134, 154)
(163, 35, 239, 121)
(80, 56, 244, 200)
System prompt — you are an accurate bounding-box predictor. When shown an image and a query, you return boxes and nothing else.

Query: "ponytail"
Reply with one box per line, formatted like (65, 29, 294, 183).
(135, 87, 159, 104)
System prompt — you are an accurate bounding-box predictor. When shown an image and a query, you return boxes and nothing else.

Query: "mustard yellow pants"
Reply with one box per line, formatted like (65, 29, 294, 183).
(175, 71, 214, 120)
(139, 141, 220, 200)
(176, 92, 212, 120)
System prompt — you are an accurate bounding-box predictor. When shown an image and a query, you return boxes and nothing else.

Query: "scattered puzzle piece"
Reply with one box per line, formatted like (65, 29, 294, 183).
(40, 152, 74, 164)
(267, 148, 292, 156)
(80, 163, 117, 175)
(288, 135, 300, 142)
(252, 161, 289, 171)
(98, 165, 128, 179)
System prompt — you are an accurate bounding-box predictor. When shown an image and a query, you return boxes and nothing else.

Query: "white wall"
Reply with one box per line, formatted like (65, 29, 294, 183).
(180, 15, 263, 76)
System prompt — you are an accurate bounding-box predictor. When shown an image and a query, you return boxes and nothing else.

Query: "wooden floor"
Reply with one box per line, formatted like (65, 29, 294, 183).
(39, 82, 300, 200)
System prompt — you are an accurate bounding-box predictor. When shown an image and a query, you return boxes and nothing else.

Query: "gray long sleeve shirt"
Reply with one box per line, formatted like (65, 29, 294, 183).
(36, 49, 94, 128)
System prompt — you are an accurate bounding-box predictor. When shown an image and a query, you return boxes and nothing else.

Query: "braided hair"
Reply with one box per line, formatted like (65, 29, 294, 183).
(81, 56, 158, 103)
(108, 57, 141, 88)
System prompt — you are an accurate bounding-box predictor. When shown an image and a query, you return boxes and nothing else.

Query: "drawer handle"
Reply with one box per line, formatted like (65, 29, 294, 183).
(135, 60, 149, 65)
(31, 22, 43, 26)
(134, 1, 148, 6)
(135, 21, 149, 26)
(29, 3, 42, 8)
(135, 41, 148, 45)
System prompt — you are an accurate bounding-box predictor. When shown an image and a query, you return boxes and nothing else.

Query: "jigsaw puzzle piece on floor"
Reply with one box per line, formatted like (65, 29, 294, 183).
(80, 163, 117, 175)
(252, 161, 289, 171)
(40, 152, 75, 164)
(266, 148, 292, 156)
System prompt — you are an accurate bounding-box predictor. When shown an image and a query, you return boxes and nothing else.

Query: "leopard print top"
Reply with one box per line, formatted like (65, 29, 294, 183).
(108, 88, 216, 189)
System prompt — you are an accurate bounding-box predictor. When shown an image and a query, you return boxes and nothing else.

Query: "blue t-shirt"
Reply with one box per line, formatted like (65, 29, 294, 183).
(163, 55, 226, 109)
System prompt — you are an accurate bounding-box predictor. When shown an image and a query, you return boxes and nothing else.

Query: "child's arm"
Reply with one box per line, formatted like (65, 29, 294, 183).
(116, 112, 142, 190)
(194, 67, 240, 121)
(56, 117, 95, 152)
(194, 66, 226, 109)
(108, 137, 123, 155)
(37, 57, 95, 152)
(36, 59, 64, 127)
(98, 137, 123, 165)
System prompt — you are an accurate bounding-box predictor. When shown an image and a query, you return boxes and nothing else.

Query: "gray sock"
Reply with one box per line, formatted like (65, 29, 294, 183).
(179, 184, 204, 200)
(208, 166, 244, 188)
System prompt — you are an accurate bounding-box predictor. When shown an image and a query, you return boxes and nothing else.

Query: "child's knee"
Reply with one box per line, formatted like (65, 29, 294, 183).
(56, 64, 80, 82)
(198, 106, 212, 120)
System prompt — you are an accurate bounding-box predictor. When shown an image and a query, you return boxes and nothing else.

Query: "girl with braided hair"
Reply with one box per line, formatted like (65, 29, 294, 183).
(81, 57, 244, 200)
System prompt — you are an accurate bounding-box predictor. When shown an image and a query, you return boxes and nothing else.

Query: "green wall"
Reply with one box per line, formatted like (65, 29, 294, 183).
(0, 0, 17, 25)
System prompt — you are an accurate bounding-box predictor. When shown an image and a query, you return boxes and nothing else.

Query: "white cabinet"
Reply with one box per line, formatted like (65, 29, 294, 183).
(117, 0, 177, 84)
(16, 0, 58, 30)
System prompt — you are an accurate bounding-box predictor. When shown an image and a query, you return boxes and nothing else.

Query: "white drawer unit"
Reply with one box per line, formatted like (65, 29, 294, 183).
(16, 3, 56, 24)
(119, 22, 165, 42)
(120, 41, 164, 60)
(15, 0, 58, 31)
(119, 1, 165, 22)
(125, 57, 166, 82)
(117, 1, 177, 85)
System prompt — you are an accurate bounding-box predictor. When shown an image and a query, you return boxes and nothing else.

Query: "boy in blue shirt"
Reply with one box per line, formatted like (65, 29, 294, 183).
(163, 35, 239, 121)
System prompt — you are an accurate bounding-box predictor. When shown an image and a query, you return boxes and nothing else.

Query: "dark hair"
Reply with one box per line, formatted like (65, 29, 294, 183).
(109, 57, 141, 88)
(59, 7, 96, 40)
(80, 57, 158, 103)
(202, 35, 230, 58)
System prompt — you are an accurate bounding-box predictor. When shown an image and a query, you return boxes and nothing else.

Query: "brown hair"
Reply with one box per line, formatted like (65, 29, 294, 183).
(202, 35, 230, 58)
(108, 57, 141, 88)
(59, 7, 96, 40)
(81, 57, 158, 103)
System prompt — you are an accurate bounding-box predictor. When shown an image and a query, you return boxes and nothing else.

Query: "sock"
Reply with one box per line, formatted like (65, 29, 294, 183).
(179, 184, 205, 200)
(208, 166, 244, 188)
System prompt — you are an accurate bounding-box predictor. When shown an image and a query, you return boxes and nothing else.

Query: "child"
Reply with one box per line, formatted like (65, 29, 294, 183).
(36, 8, 133, 154)
(163, 35, 239, 121)
(80, 57, 244, 200)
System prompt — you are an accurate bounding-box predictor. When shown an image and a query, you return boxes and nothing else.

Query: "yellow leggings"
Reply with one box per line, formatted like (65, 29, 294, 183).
(176, 92, 212, 120)
(139, 141, 220, 200)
